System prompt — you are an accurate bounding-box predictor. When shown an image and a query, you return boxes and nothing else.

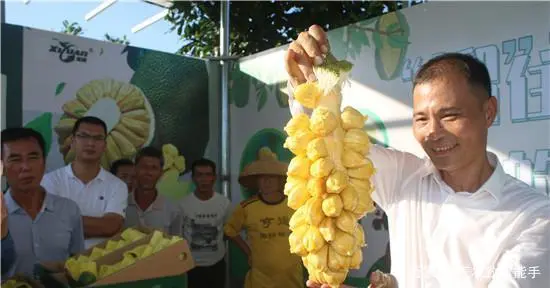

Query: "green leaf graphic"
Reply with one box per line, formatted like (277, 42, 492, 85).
(373, 31, 384, 49)
(257, 85, 268, 111)
(386, 23, 401, 34)
(387, 34, 409, 49)
(55, 82, 66, 96)
(24, 113, 52, 157)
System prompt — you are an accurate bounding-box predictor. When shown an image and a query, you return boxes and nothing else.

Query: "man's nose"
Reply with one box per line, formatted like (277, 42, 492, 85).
(426, 119, 444, 141)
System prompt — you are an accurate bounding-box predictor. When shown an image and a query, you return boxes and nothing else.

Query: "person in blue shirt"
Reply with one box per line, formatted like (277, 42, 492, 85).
(1, 127, 85, 278)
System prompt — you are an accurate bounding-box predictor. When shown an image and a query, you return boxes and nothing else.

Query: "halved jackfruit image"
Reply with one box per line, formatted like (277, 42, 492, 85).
(54, 78, 155, 168)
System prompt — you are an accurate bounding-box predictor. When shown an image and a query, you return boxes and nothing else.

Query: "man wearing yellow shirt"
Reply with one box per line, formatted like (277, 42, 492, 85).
(225, 147, 304, 288)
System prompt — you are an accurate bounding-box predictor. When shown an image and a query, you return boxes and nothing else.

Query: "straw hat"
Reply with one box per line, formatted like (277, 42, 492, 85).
(238, 147, 288, 190)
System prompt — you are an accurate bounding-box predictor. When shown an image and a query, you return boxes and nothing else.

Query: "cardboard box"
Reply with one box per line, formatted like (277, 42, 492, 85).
(37, 227, 193, 287)
(1, 275, 45, 288)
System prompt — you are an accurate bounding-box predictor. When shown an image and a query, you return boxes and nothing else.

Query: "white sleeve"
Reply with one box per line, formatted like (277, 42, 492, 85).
(40, 172, 59, 196)
(104, 180, 128, 218)
(369, 145, 424, 210)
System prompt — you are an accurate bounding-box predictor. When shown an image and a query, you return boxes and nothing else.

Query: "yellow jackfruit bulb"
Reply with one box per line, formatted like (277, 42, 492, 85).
(349, 178, 372, 192)
(289, 204, 308, 231)
(284, 130, 314, 156)
(287, 183, 312, 210)
(326, 169, 349, 193)
(342, 148, 369, 168)
(341, 106, 367, 130)
(174, 155, 186, 172)
(305, 197, 325, 226)
(343, 129, 371, 155)
(328, 246, 351, 271)
(354, 225, 366, 248)
(349, 249, 363, 269)
(322, 194, 344, 217)
(310, 158, 334, 178)
(319, 217, 337, 242)
(335, 210, 357, 234)
(294, 82, 322, 109)
(310, 107, 338, 136)
(340, 185, 358, 211)
(331, 229, 356, 256)
(284, 176, 307, 196)
(321, 270, 348, 287)
(284, 113, 310, 136)
(302, 225, 326, 252)
(307, 137, 329, 161)
(287, 155, 311, 179)
(306, 244, 329, 272)
(347, 160, 375, 180)
(353, 191, 376, 217)
(289, 225, 309, 256)
(307, 177, 327, 198)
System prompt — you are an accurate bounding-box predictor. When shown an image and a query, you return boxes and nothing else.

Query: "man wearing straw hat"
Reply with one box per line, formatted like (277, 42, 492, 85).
(225, 147, 305, 288)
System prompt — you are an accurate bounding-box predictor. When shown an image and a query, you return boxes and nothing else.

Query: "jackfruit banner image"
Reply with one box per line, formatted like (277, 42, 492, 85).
(55, 78, 155, 168)
(54, 48, 210, 170)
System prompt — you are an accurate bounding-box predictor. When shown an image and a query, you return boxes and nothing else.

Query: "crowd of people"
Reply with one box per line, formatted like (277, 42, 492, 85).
(0, 115, 309, 288)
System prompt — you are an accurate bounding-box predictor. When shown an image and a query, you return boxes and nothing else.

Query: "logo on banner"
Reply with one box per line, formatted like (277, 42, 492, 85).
(49, 38, 92, 63)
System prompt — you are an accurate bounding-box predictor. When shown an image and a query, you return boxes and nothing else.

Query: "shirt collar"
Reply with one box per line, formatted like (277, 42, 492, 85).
(128, 191, 164, 211)
(66, 163, 106, 182)
(421, 152, 504, 201)
(4, 188, 56, 214)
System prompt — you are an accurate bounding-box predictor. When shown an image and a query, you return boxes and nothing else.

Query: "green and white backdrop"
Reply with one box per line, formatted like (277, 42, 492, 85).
(1, 1, 549, 287)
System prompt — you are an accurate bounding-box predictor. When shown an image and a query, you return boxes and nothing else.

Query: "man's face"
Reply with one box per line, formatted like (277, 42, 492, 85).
(72, 123, 106, 162)
(412, 73, 496, 172)
(116, 165, 135, 192)
(135, 157, 162, 190)
(2, 138, 45, 192)
(192, 165, 216, 192)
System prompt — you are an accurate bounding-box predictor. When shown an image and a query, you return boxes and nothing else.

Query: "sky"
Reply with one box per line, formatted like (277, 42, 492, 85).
(5, 0, 183, 54)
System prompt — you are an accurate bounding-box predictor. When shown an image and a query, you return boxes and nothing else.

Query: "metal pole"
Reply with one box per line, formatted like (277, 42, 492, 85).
(220, 1, 231, 287)
(220, 0, 231, 202)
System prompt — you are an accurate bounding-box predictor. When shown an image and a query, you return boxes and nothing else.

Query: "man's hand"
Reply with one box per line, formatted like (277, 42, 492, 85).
(1, 192, 8, 239)
(285, 24, 330, 88)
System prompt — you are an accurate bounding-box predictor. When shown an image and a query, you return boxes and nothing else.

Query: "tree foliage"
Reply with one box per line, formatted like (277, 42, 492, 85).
(60, 20, 130, 45)
(60, 20, 83, 36)
(166, 1, 420, 57)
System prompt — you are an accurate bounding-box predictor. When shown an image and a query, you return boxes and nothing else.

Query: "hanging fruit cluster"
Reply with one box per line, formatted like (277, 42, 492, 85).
(283, 54, 377, 287)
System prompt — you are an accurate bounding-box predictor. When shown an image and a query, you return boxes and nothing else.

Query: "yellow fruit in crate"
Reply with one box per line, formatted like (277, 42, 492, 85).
(1, 280, 32, 288)
(294, 82, 322, 109)
(54, 79, 155, 168)
(284, 53, 375, 287)
(284, 113, 310, 136)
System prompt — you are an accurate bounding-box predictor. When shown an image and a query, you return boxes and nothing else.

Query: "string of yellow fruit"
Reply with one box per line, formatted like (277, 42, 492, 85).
(283, 54, 376, 287)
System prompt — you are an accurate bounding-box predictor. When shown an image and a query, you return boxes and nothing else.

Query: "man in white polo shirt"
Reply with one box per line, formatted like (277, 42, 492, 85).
(286, 25, 549, 288)
(42, 116, 128, 249)
(124, 146, 182, 235)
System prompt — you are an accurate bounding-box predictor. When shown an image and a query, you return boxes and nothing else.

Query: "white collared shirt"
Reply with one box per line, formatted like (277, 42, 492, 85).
(288, 86, 550, 287)
(125, 192, 182, 236)
(41, 164, 128, 249)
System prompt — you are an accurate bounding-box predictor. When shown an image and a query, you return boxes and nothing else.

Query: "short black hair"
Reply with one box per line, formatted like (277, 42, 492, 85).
(413, 52, 492, 98)
(110, 158, 134, 175)
(72, 116, 108, 136)
(1, 127, 46, 158)
(191, 158, 216, 176)
(135, 146, 164, 167)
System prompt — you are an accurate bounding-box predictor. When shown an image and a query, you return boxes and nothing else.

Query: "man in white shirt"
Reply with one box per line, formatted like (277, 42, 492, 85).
(42, 116, 128, 249)
(286, 25, 550, 288)
(124, 147, 182, 235)
(180, 158, 231, 288)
